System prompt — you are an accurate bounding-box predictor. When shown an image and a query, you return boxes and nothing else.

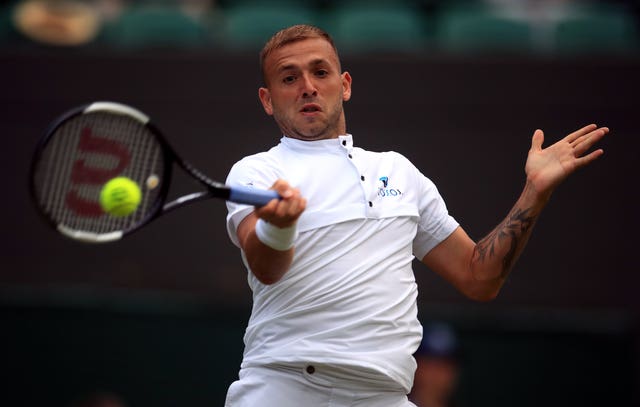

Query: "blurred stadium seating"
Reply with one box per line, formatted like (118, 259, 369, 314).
(100, 5, 211, 48)
(0, 5, 11, 43)
(435, 4, 533, 53)
(554, 3, 638, 54)
(222, 3, 315, 49)
(0, 0, 637, 55)
(326, 3, 427, 53)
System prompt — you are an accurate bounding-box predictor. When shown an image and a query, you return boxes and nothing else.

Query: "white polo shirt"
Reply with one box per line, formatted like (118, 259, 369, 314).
(226, 134, 458, 393)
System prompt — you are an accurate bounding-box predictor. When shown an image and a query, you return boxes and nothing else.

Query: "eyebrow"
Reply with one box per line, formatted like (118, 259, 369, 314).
(277, 58, 328, 74)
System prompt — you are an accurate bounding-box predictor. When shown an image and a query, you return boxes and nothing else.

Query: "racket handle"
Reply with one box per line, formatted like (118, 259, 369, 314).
(228, 186, 280, 206)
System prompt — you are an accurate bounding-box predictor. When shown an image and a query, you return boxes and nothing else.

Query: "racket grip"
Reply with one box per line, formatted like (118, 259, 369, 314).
(228, 186, 280, 206)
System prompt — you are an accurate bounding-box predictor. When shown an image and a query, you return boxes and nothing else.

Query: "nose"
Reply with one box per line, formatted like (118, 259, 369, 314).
(301, 74, 317, 98)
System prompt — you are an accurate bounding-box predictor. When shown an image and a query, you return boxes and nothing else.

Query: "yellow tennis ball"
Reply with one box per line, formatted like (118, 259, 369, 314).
(100, 177, 142, 217)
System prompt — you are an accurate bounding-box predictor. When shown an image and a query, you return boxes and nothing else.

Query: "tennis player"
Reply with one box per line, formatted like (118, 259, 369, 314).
(224, 25, 608, 407)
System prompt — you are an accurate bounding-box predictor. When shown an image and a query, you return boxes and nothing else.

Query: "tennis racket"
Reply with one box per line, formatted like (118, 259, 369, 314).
(29, 101, 279, 243)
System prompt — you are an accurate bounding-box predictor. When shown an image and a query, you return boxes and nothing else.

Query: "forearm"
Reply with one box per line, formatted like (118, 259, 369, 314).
(233, 180, 305, 285)
(425, 125, 608, 301)
(238, 214, 296, 285)
(243, 233, 294, 285)
(470, 180, 550, 287)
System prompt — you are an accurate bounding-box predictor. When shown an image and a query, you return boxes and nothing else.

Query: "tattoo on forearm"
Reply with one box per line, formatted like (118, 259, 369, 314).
(473, 207, 537, 279)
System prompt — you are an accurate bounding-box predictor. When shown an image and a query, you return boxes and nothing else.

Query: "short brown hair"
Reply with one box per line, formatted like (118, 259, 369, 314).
(260, 24, 340, 84)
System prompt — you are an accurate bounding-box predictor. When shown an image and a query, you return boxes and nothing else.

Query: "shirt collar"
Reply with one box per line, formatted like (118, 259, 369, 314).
(280, 134, 354, 154)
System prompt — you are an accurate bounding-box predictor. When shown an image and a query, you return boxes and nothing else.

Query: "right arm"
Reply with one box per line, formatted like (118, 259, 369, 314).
(236, 180, 306, 285)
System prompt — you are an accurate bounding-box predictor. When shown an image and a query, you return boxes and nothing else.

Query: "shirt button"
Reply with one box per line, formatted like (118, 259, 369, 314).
(342, 140, 347, 146)
(368, 201, 373, 207)
(348, 154, 353, 159)
(360, 175, 365, 181)
(306, 365, 315, 374)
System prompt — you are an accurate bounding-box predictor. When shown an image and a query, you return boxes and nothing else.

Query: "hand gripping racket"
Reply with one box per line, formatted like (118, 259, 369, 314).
(29, 102, 279, 243)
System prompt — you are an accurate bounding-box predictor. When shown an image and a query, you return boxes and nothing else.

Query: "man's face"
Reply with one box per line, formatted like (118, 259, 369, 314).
(259, 37, 352, 141)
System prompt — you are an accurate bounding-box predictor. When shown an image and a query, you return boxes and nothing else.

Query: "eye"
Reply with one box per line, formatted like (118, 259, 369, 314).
(315, 69, 328, 77)
(283, 75, 296, 84)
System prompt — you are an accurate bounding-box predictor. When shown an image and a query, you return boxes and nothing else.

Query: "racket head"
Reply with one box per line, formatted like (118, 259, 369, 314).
(29, 102, 173, 243)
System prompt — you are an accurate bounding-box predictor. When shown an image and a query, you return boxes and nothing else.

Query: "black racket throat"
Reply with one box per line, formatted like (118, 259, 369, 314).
(161, 187, 232, 214)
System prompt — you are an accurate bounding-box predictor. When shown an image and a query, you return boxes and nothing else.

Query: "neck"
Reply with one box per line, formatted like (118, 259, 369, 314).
(279, 111, 347, 141)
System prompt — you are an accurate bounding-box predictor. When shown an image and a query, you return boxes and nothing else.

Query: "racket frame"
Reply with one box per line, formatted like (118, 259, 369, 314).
(29, 101, 272, 243)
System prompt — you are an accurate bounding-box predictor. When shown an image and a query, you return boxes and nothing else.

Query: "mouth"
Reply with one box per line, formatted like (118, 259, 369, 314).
(300, 104, 322, 115)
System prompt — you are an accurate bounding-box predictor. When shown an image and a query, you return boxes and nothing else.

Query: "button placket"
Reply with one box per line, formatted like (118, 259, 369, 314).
(339, 135, 373, 212)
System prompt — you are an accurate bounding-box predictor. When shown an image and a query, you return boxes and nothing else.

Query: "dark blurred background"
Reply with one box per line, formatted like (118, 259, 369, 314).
(1, 0, 639, 406)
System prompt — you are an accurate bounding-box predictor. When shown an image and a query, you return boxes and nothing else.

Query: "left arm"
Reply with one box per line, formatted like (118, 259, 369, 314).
(422, 124, 609, 301)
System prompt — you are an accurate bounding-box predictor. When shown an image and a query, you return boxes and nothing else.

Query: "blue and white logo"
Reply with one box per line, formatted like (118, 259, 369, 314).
(378, 176, 402, 197)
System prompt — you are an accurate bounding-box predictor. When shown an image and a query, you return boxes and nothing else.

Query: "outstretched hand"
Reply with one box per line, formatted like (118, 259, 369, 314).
(525, 124, 609, 196)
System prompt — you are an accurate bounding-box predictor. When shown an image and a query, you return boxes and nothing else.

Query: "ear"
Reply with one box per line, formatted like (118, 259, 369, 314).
(258, 87, 273, 115)
(341, 72, 352, 102)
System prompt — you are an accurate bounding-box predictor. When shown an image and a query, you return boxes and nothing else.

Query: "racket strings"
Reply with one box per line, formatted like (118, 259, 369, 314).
(33, 111, 165, 236)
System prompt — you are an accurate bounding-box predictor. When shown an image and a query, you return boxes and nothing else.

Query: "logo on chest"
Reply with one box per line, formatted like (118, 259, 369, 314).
(378, 176, 402, 197)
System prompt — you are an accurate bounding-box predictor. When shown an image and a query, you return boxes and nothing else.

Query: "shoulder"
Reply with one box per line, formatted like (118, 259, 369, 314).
(386, 150, 417, 168)
(229, 144, 285, 173)
(226, 145, 284, 187)
(357, 147, 412, 161)
(357, 148, 419, 171)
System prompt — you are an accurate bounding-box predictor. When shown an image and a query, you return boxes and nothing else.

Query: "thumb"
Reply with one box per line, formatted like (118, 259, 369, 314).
(531, 129, 544, 151)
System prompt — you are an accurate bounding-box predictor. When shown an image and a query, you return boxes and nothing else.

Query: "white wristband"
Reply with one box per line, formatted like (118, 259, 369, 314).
(255, 218, 298, 251)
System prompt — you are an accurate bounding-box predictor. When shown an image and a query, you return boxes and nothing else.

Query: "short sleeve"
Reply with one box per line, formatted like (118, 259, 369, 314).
(411, 165, 459, 260)
(225, 154, 282, 247)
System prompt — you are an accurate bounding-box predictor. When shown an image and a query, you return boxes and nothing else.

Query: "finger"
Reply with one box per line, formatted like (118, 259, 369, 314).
(258, 184, 306, 226)
(286, 189, 303, 211)
(254, 198, 280, 218)
(283, 195, 307, 222)
(571, 126, 609, 145)
(274, 190, 301, 217)
(259, 203, 289, 226)
(565, 124, 597, 143)
(285, 200, 302, 219)
(297, 197, 307, 216)
(573, 127, 609, 156)
(272, 205, 299, 227)
(291, 196, 307, 218)
(574, 149, 604, 169)
(280, 191, 301, 217)
(530, 129, 544, 151)
(271, 179, 294, 199)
